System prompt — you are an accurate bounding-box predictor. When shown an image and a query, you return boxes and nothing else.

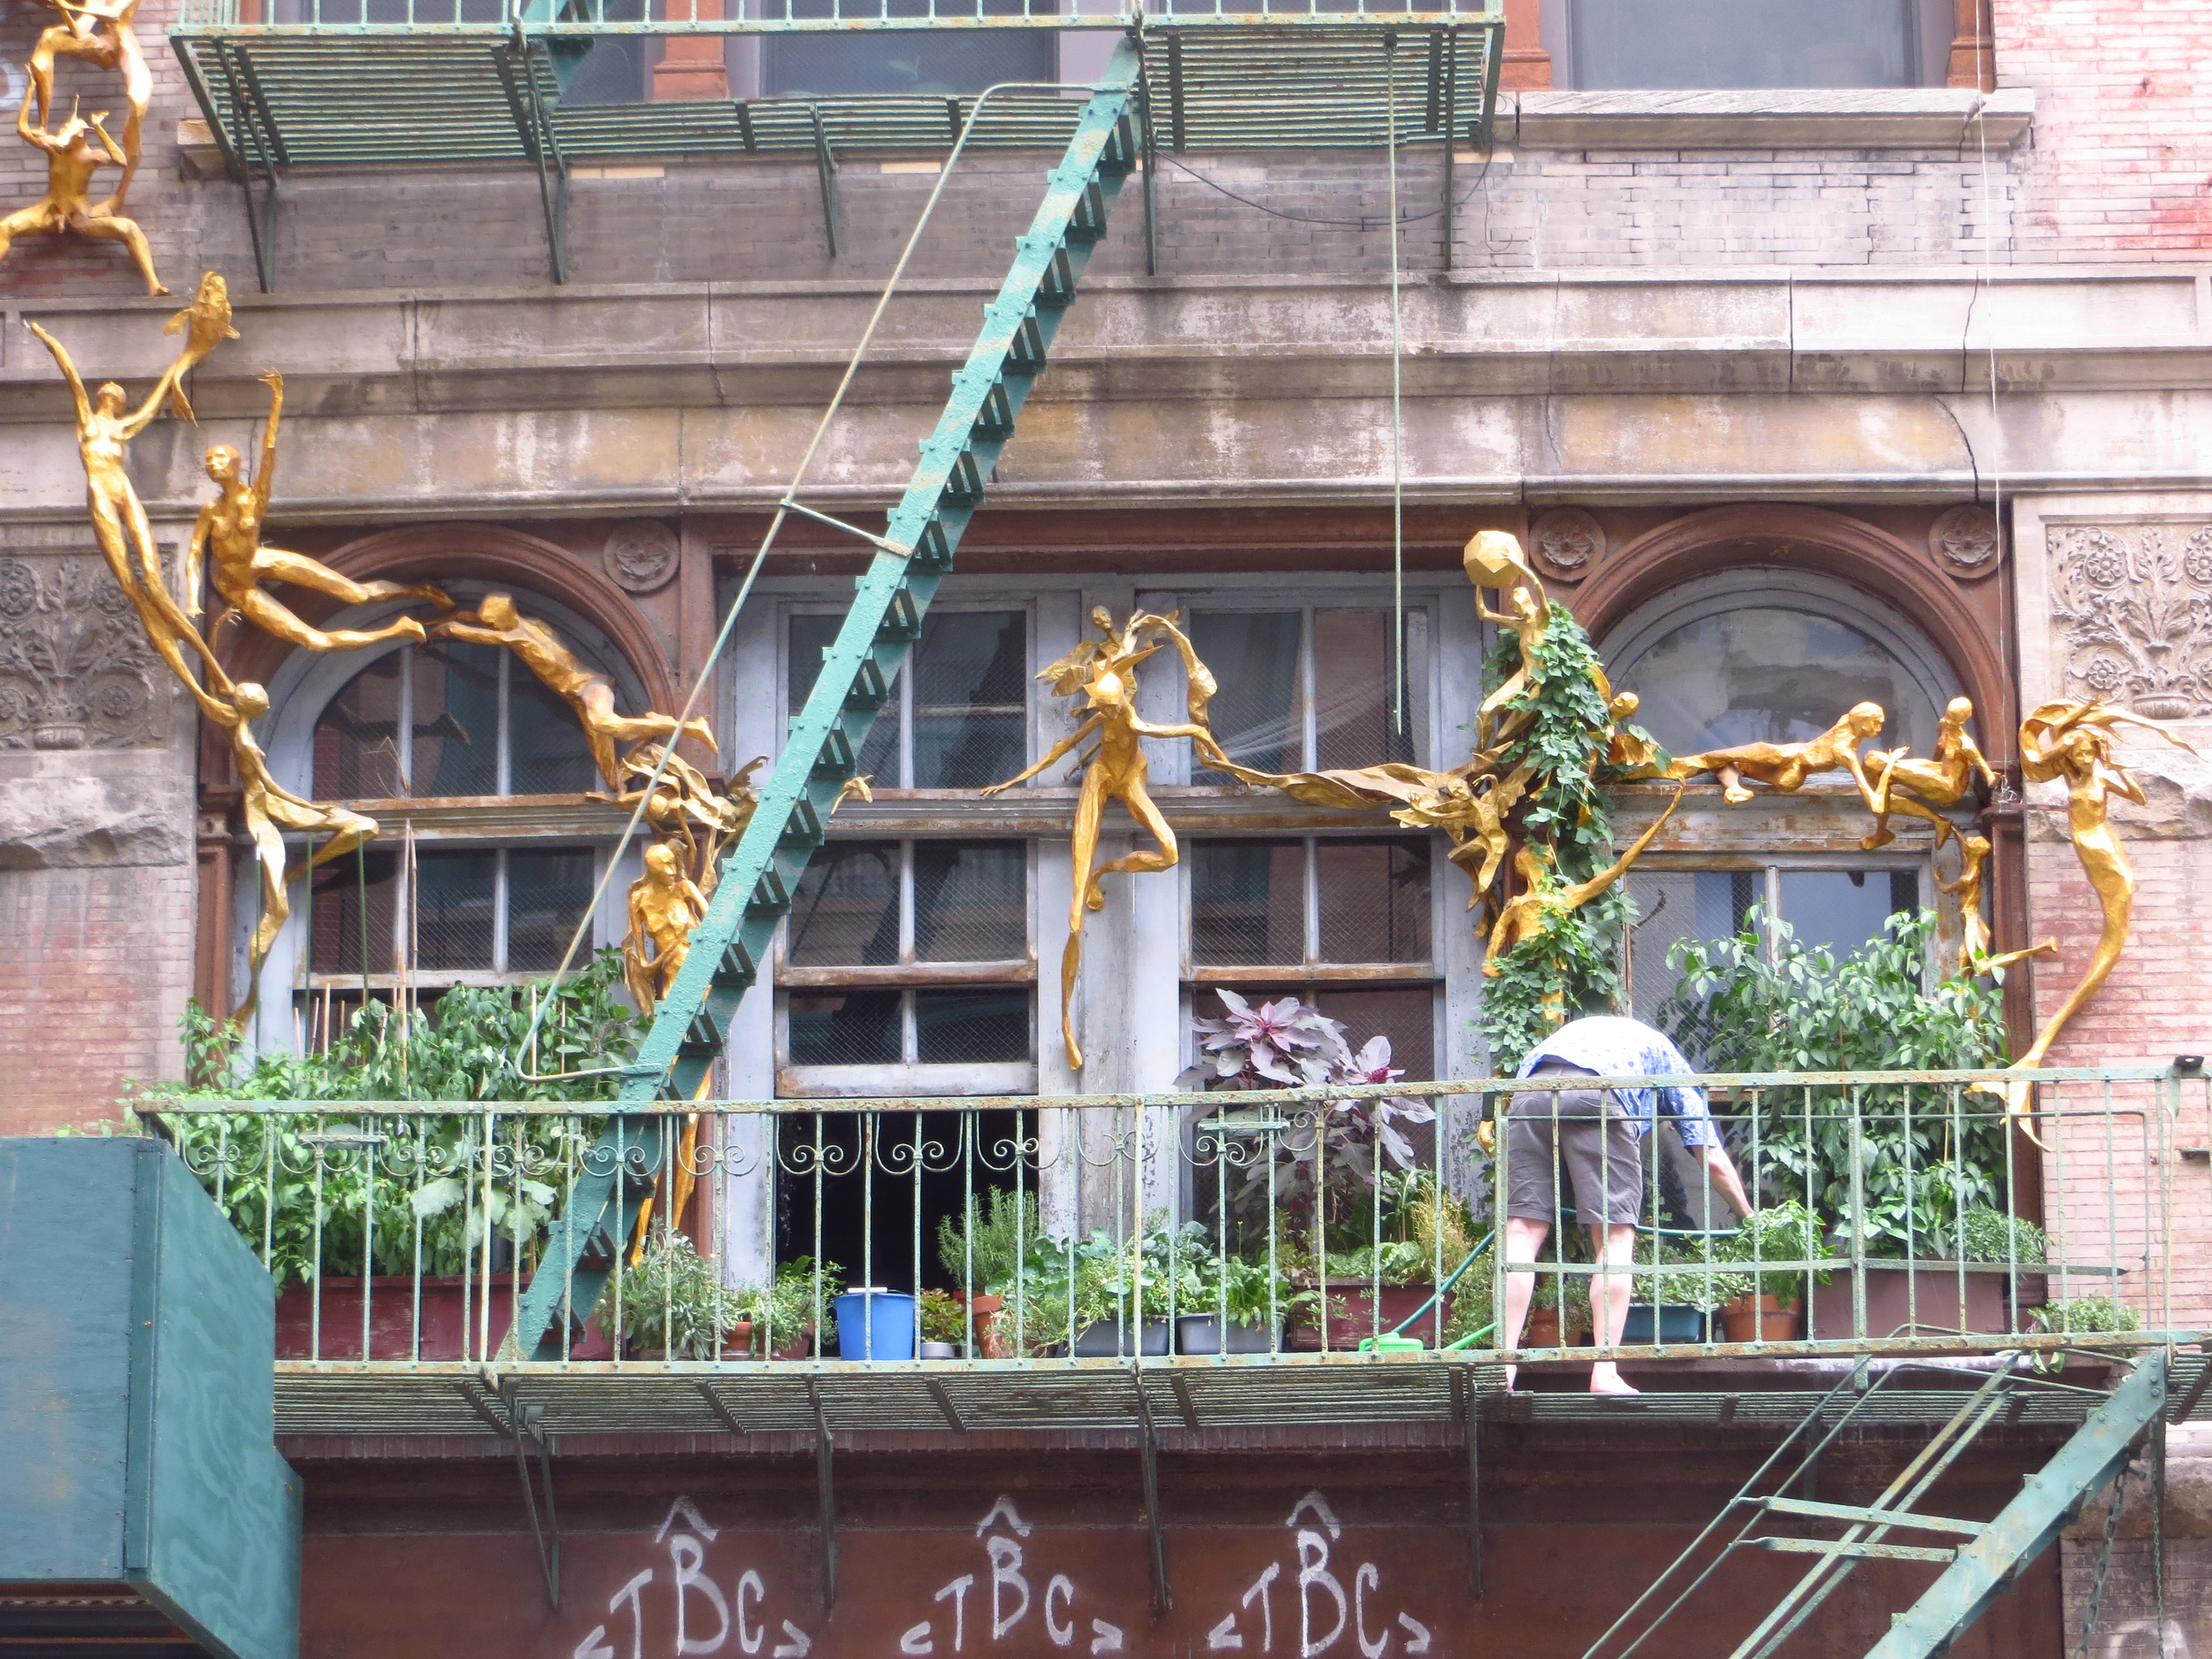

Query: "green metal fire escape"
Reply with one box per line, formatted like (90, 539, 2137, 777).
(1584, 1350, 2174, 1659)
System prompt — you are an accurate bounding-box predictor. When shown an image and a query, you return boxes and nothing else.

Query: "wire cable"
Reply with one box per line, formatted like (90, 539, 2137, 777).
(1386, 36, 1406, 734)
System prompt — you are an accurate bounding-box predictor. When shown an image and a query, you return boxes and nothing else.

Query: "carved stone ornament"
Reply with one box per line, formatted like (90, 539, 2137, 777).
(603, 520, 680, 594)
(1528, 507, 1604, 582)
(2050, 523, 2212, 720)
(0, 555, 168, 751)
(1930, 504, 2001, 576)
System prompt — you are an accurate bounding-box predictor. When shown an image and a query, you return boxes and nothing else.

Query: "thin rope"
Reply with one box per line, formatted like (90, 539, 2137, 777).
(506, 76, 1121, 1083)
(1386, 39, 1406, 735)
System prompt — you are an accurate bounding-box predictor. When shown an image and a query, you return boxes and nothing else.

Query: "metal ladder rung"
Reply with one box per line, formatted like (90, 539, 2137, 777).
(1755, 1498, 1986, 1538)
(1748, 1538, 1958, 1566)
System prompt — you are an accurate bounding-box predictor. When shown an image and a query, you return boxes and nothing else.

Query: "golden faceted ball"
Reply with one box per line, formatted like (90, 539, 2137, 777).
(1463, 529, 1528, 588)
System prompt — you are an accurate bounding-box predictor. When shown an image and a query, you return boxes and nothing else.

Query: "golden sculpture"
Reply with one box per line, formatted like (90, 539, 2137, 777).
(193, 371, 456, 651)
(433, 595, 715, 791)
(1483, 786, 1686, 972)
(983, 610, 1229, 1070)
(3, 94, 164, 294)
(1932, 833, 2056, 979)
(625, 841, 710, 1014)
(602, 744, 763, 902)
(1980, 701, 2199, 1137)
(207, 681, 379, 1012)
(1464, 531, 1551, 749)
(1858, 695, 1998, 850)
(27, 0, 149, 212)
(27, 318, 232, 715)
(160, 271, 241, 419)
(1668, 701, 1886, 803)
(1600, 691, 1669, 780)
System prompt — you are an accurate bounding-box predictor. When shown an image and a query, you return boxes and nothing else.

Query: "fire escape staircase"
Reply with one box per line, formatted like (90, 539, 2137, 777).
(1584, 1349, 2172, 1659)
(500, 37, 1146, 1363)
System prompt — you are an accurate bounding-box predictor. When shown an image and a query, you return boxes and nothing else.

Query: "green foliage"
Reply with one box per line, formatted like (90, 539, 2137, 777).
(738, 1257, 844, 1354)
(1476, 603, 1668, 1071)
(918, 1287, 966, 1346)
(935, 1187, 1043, 1295)
(1662, 909, 2013, 1255)
(1320, 1240, 1435, 1286)
(622, 1233, 747, 1360)
(142, 954, 640, 1289)
(1955, 1206, 2049, 1266)
(1709, 1201, 1839, 1305)
(1441, 1254, 1496, 1348)
(2030, 1296, 2139, 1337)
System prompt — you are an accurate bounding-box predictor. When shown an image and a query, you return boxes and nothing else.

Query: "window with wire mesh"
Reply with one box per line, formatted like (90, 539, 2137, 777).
(1185, 606, 1429, 783)
(781, 838, 1033, 1069)
(1187, 836, 1436, 1078)
(788, 609, 1027, 790)
(311, 845, 595, 979)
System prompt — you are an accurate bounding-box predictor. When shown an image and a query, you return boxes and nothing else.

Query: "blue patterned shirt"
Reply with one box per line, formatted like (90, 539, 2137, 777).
(1515, 1017, 1718, 1148)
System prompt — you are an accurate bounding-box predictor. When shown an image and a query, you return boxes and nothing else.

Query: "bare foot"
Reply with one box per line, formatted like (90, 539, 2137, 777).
(1502, 1364, 1517, 1393)
(1589, 1365, 1640, 1395)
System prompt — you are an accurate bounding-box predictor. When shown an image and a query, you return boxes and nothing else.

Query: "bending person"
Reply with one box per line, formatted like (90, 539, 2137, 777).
(1494, 1015, 1750, 1394)
(27, 0, 150, 212)
(2, 97, 164, 295)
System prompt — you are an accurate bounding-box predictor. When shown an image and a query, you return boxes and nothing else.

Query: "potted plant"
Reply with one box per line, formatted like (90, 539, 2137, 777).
(935, 1188, 1043, 1357)
(918, 1287, 965, 1359)
(737, 1257, 843, 1359)
(1712, 1201, 1835, 1343)
(622, 1232, 748, 1360)
(1180, 1255, 1300, 1355)
(1524, 1269, 1591, 1348)
(1624, 1236, 1728, 1344)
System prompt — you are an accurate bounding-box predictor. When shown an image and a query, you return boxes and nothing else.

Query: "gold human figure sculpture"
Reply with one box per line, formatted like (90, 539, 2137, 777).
(1858, 696, 1998, 850)
(625, 840, 710, 1014)
(1978, 701, 2199, 1139)
(27, 0, 149, 212)
(206, 681, 379, 1013)
(1668, 702, 1886, 803)
(432, 594, 715, 791)
(1600, 691, 1669, 780)
(160, 271, 241, 420)
(3, 92, 164, 294)
(1482, 786, 1686, 973)
(982, 610, 1229, 1071)
(1464, 531, 1552, 749)
(192, 370, 456, 650)
(26, 318, 232, 716)
(601, 745, 762, 896)
(1932, 833, 2056, 980)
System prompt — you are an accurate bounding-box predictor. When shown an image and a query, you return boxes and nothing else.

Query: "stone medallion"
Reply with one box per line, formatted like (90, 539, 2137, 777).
(603, 520, 680, 594)
(1528, 508, 1604, 582)
(1930, 504, 2001, 577)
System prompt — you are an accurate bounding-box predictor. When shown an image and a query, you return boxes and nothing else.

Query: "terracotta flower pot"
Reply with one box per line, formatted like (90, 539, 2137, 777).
(720, 1319, 755, 1359)
(967, 1294, 1007, 1360)
(1286, 1285, 1455, 1351)
(1721, 1294, 1802, 1344)
(1522, 1307, 1563, 1348)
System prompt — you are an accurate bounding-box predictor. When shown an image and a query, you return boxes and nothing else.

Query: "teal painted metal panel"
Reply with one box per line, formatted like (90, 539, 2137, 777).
(0, 1140, 301, 1659)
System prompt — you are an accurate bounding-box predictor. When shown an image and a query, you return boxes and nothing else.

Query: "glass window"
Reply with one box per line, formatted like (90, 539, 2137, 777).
(1187, 835, 1436, 1078)
(1610, 605, 1943, 763)
(313, 641, 601, 802)
(760, 0, 1056, 97)
(1568, 0, 1950, 89)
(1188, 606, 1429, 782)
(781, 838, 1033, 1072)
(1624, 864, 1923, 1028)
(789, 609, 1026, 790)
(309, 844, 596, 979)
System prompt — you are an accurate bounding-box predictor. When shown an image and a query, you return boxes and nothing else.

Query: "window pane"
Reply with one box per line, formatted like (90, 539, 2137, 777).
(788, 841, 900, 967)
(911, 611, 1026, 789)
(1315, 839, 1430, 964)
(416, 849, 497, 971)
(1192, 841, 1304, 966)
(789, 991, 901, 1066)
(1615, 607, 1943, 762)
(915, 988, 1031, 1064)
(1778, 870, 1919, 961)
(793, 614, 899, 787)
(557, 0, 647, 104)
(913, 841, 1026, 962)
(507, 668, 602, 796)
(1626, 870, 1759, 1026)
(1572, 0, 1915, 89)
(506, 848, 596, 972)
(762, 0, 1054, 96)
(411, 642, 500, 799)
(313, 650, 403, 800)
(1311, 610, 1424, 772)
(1190, 612, 1303, 780)
(311, 844, 397, 974)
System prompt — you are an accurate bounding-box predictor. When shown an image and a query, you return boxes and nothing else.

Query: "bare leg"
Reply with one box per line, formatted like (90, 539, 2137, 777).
(99, 37, 150, 213)
(577, 681, 717, 754)
(69, 211, 166, 296)
(241, 588, 427, 653)
(0, 201, 55, 265)
(1714, 764, 1752, 805)
(88, 490, 233, 710)
(1089, 771, 1178, 907)
(1499, 1216, 1549, 1392)
(1060, 765, 1111, 1071)
(252, 546, 452, 611)
(1586, 1222, 1639, 1394)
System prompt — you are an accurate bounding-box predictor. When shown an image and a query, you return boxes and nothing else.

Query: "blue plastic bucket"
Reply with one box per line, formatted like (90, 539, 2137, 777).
(833, 1289, 917, 1361)
(1623, 1303, 1707, 1343)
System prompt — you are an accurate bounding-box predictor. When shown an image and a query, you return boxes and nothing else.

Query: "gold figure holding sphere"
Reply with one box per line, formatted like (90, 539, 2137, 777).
(3, 92, 164, 294)
(27, 0, 150, 213)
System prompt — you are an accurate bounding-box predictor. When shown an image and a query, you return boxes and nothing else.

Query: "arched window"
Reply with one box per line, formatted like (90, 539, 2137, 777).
(1599, 567, 1966, 1022)
(254, 584, 646, 1032)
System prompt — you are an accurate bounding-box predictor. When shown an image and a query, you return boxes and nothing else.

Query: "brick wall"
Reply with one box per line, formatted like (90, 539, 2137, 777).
(1997, 0, 2212, 260)
(0, 862, 193, 1135)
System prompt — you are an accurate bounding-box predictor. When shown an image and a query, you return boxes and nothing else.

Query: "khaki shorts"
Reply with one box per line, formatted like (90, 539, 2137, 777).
(1505, 1087, 1644, 1226)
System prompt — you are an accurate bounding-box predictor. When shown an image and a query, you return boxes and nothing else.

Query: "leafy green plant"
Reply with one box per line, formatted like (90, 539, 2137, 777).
(742, 1256, 844, 1355)
(1317, 1240, 1435, 1286)
(918, 1287, 965, 1346)
(137, 953, 639, 1289)
(1189, 1255, 1304, 1328)
(622, 1233, 747, 1360)
(1710, 1202, 1838, 1305)
(1955, 1207, 2049, 1266)
(2029, 1297, 2139, 1337)
(1629, 1233, 1732, 1314)
(935, 1187, 1043, 1295)
(1441, 1257, 1496, 1348)
(1661, 909, 2011, 1256)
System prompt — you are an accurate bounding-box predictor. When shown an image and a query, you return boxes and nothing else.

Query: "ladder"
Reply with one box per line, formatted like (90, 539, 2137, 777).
(503, 36, 1145, 1362)
(1584, 1350, 2169, 1659)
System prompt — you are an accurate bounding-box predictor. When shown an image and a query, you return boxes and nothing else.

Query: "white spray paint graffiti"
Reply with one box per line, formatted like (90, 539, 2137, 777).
(896, 1497, 1123, 1656)
(1204, 1492, 1431, 1657)
(570, 1498, 813, 1659)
